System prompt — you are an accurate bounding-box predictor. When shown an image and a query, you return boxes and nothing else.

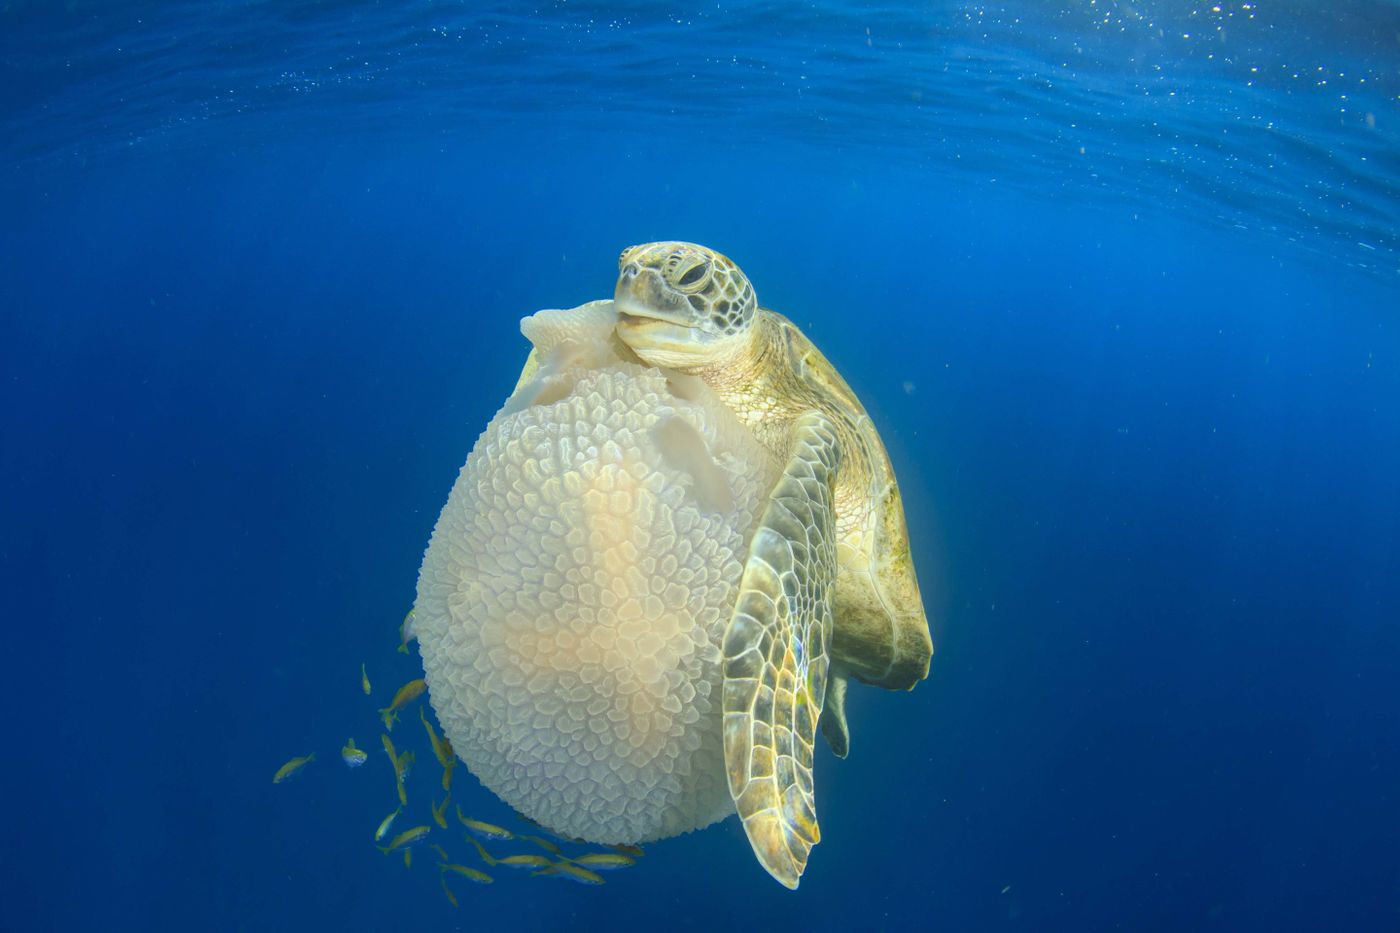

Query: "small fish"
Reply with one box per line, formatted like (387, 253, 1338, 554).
(457, 807, 513, 841)
(534, 861, 605, 885)
(440, 863, 493, 884)
(392, 750, 414, 806)
(341, 738, 368, 768)
(520, 834, 562, 856)
(380, 734, 408, 806)
(420, 707, 448, 764)
(465, 836, 497, 867)
(403, 849, 412, 868)
(378, 825, 431, 853)
(420, 707, 457, 791)
(607, 843, 645, 858)
(272, 753, 315, 784)
(496, 854, 552, 869)
(439, 874, 459, 908)
(378, 678, 427, 731)
(398, 609, 417, 654)
(572, 853, 635, 870)
(432, 794, 451, 830)
(361, 663, 372, 696)
(374, 805, 402, 842)
(429, 843, 450, 863)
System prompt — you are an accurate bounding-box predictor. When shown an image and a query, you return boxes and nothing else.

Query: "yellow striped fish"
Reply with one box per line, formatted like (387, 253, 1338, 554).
(272, 753, 315, 784)
(378, 678, 426, 731)
(440, 863, 493, 884)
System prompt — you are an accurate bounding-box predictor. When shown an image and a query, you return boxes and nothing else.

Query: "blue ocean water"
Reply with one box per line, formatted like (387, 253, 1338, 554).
(2, 2, 1398, 930)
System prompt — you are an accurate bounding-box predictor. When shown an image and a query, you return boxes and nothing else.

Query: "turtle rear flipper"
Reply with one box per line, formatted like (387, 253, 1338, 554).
(722, 411, 841, 890)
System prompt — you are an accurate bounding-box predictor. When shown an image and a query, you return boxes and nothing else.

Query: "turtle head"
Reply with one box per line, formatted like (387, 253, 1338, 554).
(614, 241, 757, 371)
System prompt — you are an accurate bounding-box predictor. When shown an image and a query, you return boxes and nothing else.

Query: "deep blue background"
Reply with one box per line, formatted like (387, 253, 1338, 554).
(3, 2, 1400, 930)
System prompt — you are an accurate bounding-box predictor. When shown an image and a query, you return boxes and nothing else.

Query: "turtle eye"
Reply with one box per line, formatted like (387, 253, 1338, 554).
(676, 261, 710, 289)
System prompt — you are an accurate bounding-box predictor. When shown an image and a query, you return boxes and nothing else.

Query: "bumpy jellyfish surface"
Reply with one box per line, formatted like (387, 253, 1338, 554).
(414, 301, 777, 844)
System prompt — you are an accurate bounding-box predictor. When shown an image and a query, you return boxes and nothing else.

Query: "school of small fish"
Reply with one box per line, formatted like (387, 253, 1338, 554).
(274, 624, 644, 906)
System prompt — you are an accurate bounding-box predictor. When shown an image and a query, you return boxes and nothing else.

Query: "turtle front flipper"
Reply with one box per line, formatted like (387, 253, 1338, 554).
(722, 411, 841, 890)
(819, 670, 850, 759)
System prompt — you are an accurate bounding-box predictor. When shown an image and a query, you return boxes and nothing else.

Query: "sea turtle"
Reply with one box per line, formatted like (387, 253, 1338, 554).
(413, 243, 931, 891)
(610, 242, 932, 885)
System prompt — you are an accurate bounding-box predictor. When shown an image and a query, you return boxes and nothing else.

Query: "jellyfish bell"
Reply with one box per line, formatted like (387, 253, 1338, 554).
(413, 300, 777, 844)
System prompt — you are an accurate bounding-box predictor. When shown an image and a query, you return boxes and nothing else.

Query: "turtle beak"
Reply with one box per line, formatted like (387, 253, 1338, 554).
(615, 303, 692, 328)
(614, 266, 694, 328)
